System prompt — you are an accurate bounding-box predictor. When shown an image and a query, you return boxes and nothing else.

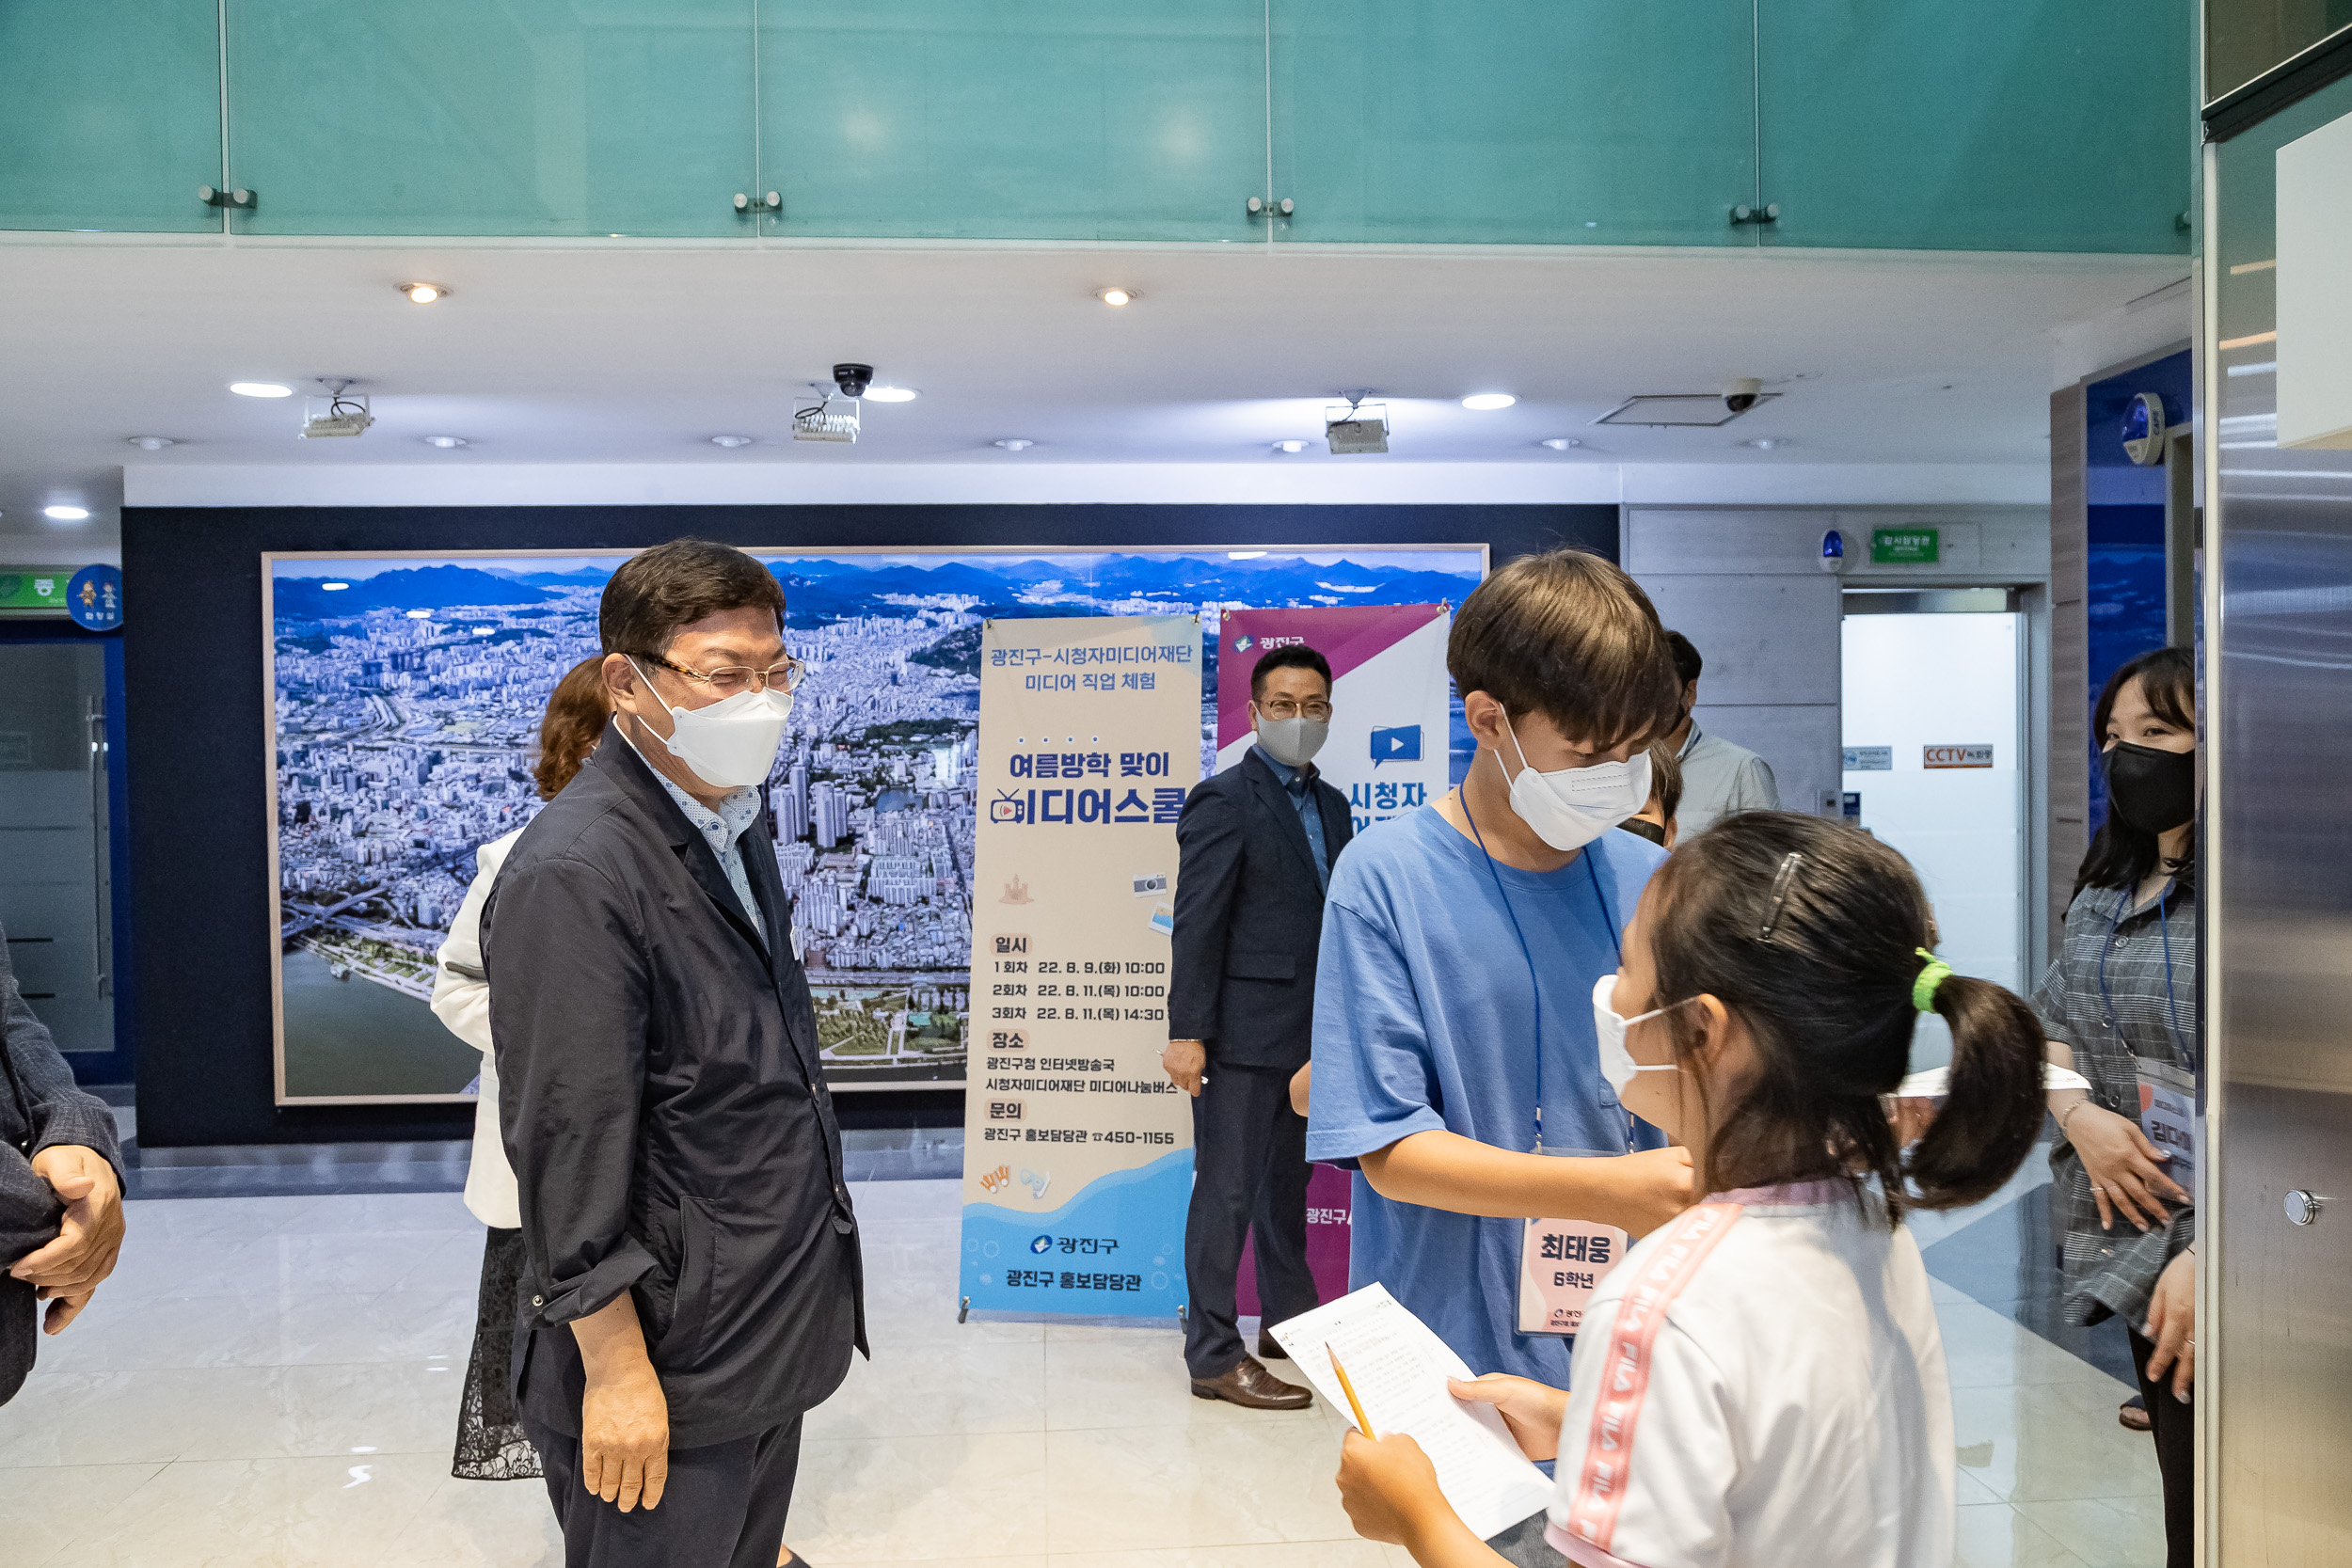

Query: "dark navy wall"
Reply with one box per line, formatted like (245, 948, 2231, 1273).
(123, 502, 1615, 1148)
(2084, 350, 2192, 831)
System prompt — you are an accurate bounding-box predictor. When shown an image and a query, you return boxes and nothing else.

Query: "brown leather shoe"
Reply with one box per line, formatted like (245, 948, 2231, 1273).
(1191, 1354, 1312, 1410)
(1256, 1332, 1289, 1361)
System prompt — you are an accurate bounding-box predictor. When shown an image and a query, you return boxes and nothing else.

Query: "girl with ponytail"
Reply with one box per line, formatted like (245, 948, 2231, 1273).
(1334, 811, 2047, 1568)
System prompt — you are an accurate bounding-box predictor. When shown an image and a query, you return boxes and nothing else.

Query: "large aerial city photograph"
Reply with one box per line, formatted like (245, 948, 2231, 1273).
(265, 546, 1484, 1101)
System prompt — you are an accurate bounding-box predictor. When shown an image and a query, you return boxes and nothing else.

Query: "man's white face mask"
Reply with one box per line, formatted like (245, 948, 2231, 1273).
(627, 657, 791, 789)
(1497, 712, 1651, 852)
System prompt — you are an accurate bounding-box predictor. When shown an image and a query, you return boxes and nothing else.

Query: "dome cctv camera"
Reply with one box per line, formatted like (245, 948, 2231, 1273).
(834, 362, 874, 400)
(1724, 377, 1763, 415)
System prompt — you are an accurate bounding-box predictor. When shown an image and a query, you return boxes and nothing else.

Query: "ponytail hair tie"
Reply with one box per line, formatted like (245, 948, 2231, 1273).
(1913, 949, 1954, 1013)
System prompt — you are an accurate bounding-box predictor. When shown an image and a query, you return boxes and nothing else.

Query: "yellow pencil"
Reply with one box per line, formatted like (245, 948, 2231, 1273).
(1327, 1344, 1376, 1438)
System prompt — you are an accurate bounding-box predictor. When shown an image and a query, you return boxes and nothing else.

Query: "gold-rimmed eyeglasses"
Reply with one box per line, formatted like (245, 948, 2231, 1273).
(634, 651, 807, 699)
(1257, 698, 1332, 721)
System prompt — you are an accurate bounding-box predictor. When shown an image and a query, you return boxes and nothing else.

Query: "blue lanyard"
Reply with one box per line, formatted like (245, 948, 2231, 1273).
(1459, 793, 1622, 1150)
(2096, 884, 2188, 1069)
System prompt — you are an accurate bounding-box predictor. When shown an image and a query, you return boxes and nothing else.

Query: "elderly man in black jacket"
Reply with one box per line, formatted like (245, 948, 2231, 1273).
(485, 539, 862, 1568)
(1165, 642, 1353, 1408)
(1, 918, 126, 1405)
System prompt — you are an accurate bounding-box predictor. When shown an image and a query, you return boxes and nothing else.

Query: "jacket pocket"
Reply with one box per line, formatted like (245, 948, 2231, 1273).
(663, 1196, 716, 1358)
(1224, 953, 1296, 981)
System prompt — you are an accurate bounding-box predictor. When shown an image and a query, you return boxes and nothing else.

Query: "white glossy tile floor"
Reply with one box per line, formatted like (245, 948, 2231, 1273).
(0, 1180, 2163, 1567)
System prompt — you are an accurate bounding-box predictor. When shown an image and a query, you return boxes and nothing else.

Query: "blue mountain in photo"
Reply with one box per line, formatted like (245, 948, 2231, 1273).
(275, 565, 558, 621)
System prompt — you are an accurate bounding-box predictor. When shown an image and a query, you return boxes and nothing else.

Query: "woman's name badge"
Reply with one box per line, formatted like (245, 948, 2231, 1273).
(1518, 1218, 1627, 1337)
(2136, 1055, 2199, 1201)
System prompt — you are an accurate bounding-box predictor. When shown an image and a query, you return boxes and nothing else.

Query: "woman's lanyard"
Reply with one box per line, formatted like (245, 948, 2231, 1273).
(2096, 883, 2189, 1070)
(1459, 789, 1622, 1152)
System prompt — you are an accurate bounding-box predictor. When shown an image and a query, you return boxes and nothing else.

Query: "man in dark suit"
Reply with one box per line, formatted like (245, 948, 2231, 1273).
(485, 539, 863, 1568)
(1166, 643, 1353, 1408)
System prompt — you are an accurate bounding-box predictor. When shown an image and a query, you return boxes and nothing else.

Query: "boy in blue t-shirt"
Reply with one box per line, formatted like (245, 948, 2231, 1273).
(1306, 548, 1694, 1386)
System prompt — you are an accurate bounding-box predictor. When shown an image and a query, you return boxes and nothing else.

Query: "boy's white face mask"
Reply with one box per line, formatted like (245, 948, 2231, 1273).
(1499, 714, 1651, 852)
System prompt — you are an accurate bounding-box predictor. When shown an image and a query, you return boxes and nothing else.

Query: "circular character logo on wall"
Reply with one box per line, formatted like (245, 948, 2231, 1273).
(66, 563, 122, 631)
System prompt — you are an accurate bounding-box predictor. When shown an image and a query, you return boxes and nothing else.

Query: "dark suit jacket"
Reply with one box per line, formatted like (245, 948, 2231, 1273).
(0, 922, 123, 1406)
(1168, 747, 1354, 1072)
(483, 723, 865, 1450)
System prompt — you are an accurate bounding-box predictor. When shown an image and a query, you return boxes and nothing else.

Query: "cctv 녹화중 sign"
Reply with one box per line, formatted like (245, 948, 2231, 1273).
(1923, 744, 1994, 769)
(1870, 527, 1940, 565)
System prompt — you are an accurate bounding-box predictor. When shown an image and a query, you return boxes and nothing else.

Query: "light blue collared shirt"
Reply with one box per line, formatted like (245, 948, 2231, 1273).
(623, 730, 769, 948)
(1256, 747, 1330, 892)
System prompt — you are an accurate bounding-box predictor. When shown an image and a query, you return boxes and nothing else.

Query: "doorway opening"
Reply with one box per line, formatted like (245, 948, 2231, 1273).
(0, 638, 122, 1078)
(1840, 589, 2027, 1017)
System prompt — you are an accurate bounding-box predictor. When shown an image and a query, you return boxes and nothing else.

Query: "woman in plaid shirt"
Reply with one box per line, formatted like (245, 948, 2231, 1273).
(2035, 646, 2198, 1568)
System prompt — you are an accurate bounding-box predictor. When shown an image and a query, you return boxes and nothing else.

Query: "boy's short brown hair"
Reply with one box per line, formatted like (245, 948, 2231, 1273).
(1447, 548, 1681, 751)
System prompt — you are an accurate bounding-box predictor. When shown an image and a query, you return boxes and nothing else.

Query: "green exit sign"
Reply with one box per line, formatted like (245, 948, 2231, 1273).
(1870, 527, 1940, 565)
(0, 570, 72, 611)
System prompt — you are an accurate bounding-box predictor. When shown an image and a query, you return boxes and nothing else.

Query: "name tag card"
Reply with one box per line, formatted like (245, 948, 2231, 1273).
(1518, 1218, 1627, 1337)
(2136, 1055, 2199, 1201)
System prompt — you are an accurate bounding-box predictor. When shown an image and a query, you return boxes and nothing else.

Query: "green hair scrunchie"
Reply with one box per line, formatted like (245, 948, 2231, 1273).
(1913, 949, 1954, 1013)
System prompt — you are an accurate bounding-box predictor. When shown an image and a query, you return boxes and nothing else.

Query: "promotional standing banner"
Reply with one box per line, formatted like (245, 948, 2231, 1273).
(1215, 602, 1454, 1314)
(1215, 603, 1454, 838)
(960, 614, 1202, 1318)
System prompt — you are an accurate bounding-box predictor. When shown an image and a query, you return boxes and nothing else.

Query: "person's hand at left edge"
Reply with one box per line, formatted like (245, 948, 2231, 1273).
(12, 1144, 125, 1333)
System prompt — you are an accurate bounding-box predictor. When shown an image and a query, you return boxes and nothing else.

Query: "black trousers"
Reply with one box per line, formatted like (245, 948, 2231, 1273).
(525, 1413, 803, 1568)
(2128, 1328, 2193, 1568)
(1184, 1058, 1318, 1378)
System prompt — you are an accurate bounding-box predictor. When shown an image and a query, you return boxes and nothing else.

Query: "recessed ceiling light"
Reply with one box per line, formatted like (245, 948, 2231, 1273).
(321, 581, 351, 591)
(1743, 437, 1787, 450)
(398, 282, 448, 304)
(864, 387, 918, 403)
(1461, 393, 1517, 411)
(1272, 439, 1311, 453)
(993, 438, 1035, 451)
(709, 435, 755, 448)
(1540, 437, 1580, 451)
(43, 504, 89, 521)
(230, 381, 294, 398)
(1096, 288, 1136, 307)
(421, 435, 468, 449)
(128, 436, 176, 451)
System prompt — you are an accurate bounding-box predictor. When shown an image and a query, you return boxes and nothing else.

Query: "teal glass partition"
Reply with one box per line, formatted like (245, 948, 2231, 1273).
(1270, 0, 1756, 245)
(223, 0, 756, 237)
(0, 0, 223, 233)
(758, 0, 1264, 241)
(1757, 0, 2192, 253)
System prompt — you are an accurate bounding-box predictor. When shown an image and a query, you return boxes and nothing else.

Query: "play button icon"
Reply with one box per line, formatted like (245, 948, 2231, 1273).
(1370, 725, 1422, 763)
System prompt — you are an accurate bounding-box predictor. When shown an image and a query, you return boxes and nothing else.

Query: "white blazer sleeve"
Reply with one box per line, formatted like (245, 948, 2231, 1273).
(436, 832, 521, 1229)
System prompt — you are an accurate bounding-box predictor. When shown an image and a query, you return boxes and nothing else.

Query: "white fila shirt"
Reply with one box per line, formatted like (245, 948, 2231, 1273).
(1546, 1182, 1955, 1568)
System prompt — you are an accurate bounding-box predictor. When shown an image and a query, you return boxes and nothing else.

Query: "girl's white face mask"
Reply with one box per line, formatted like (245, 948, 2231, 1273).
(627, 657, 792, 789)
(1590, 973, 1689, 1097)
(1499, 715, 1651, 852)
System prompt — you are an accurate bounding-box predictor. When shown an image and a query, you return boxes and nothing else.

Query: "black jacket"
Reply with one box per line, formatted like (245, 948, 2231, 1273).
(1168, 747, 1354, 1071)
(484, 725, 865, 1449)
(0, 920, 124, 1406)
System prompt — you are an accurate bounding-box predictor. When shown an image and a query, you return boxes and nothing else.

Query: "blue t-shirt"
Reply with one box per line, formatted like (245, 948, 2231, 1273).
(1306, 804, 1668, 1386)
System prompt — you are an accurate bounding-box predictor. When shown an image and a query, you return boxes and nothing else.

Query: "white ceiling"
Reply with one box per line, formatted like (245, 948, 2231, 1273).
(0, 235, 2187, 545)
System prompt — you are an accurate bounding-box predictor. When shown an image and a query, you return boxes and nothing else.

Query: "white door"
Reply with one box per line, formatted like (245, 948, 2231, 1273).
(1840, 610, 2026, 1018)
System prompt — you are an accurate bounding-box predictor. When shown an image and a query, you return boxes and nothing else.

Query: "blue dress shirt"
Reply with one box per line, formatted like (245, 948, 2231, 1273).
(1257, 747, 1329, 892)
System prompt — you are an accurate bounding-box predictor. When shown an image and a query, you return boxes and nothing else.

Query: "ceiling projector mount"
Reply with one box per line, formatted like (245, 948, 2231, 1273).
(301, 377, 374, 439)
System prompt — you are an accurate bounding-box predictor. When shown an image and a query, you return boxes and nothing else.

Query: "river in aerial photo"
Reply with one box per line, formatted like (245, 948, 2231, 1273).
(280, 946, 482, 1099)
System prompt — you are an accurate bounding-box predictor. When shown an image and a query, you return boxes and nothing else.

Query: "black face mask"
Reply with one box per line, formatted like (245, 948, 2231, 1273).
(2104, 741, 2196, 835)
(1618, 817, 1669, 847)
